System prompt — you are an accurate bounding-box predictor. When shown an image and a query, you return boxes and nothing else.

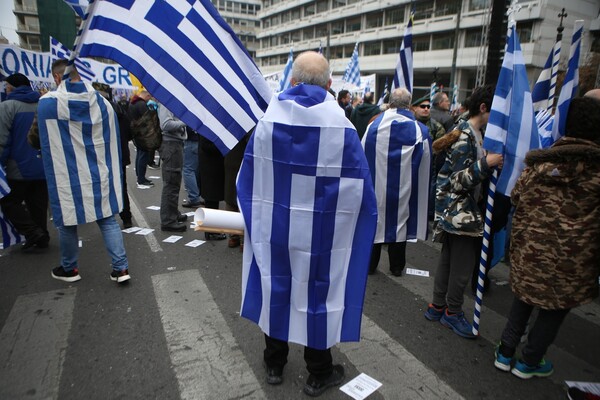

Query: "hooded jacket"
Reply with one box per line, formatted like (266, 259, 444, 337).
(510, 137, 600, 310)
(350, 102, 381, 139)
(0, 86, 44, 180)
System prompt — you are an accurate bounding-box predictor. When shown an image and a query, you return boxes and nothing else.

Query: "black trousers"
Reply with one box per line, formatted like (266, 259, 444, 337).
(264, 334, 333, 380)
(0, 179, 48, 241)
(500, 297, 570, 366)
(119, 163, 132, 223)
(369, 242, 407, 274)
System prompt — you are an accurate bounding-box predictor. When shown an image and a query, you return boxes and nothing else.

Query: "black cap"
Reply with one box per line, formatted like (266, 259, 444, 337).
(5, 73, 31, 88)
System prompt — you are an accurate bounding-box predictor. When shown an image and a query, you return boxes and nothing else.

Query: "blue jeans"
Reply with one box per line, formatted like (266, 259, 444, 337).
(183, 139, 201, 203)
(135, 148, 149, 184)
(57, 216, 128, 272)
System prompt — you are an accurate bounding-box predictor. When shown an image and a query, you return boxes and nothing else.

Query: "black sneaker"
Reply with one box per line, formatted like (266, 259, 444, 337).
(122, 219, 133, 229)
(110, 269, 131, 283)
(177, 214, 188, 223)
(51, 266, 81, 282)
(264, 364, 283, 385)
(147, 162, 160, 170)
(303, 365, 345, 397)
(142, 179, 154, 186)
(205, 232, 226, 241)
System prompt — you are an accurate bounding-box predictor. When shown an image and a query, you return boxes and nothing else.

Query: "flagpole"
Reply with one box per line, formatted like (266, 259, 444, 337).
(548, 8, 567, 113)
(64, 0, 97, 80)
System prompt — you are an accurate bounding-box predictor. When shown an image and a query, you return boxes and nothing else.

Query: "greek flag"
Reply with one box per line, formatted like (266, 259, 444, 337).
(531, 40, 560, 113)
(37, 80, 123, 227)
(50, 36, 96, 82)
(318, 41, 322, 54)
(74, 0, 272, 155)
(483, 24, 540, 197)
(237, 84, 378, 350)
(377, 77, 389, 106)
(278, 48, 293, 92)
(392, 13, 413, 93)
(0, 165, 23, 249)
(535, 108, 554, 148)
(362, 109, 431, 243)
(551, 20, 584, 142)
(450, 84, 459, 112)
(62, 0, 88, 18)
(343, 42, 361, 86)
(429, 82, 438, 103)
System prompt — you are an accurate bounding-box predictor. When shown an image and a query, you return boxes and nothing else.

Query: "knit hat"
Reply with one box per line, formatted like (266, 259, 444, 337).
(5, 73, 31, 88)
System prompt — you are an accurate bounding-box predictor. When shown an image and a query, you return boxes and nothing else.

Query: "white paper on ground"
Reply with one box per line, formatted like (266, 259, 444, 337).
(136, 228, 155, 235)
(405, 268, 429, 277)
(146, 206, 160, 210)
(148, 176, 160, 179)
(78, 240, 82, 248)
(184, 211, 195, 217)
(340, 373, 382, 400)
(185, 239, 205, 247)
(122, 227, 142, 233)
(565, 381, 600, 395)
(163, 235, 183, 243)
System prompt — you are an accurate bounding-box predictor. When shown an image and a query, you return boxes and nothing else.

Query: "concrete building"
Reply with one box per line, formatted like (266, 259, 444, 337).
(256, 0, 600, 99)
(210, 0, 263, 58)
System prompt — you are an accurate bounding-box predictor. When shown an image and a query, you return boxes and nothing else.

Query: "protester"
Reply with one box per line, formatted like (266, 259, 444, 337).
(363, 88, 431, 276)
(494, 97, 600, 378)
(0, 73, 49, 251)
(237, 51, 377, 397)
(350, 92, 381, 139)
(38, 59, 130, 283)
(424, 84, 503, 339)
(223, 133, 249, 248)
(157, 102, 188, 232)
(198, 135, 226, 240)
(430, 92, 454, 132)
(182, 126, 203, 209)
(337, 89, 352, 119)
(129, 90, 154, 188)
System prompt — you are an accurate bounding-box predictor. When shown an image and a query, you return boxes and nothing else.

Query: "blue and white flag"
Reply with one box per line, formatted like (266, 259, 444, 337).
(535, 108, 554, 148)
(50, 36, 96, 82)
(0, 165, 23, 249)
(392, 13, 413, 93)
(483, 24, 540, 197)
(343, 42, 361, 86)
(377, 77, 389, 106)
(73, 0, 272, 155)
(429, 81, 438, 103)
(450, 84, 459, 112)
(237, 84, 377, 350)
(531, 40, 561, 113)
(278, 48, 293, 92)
(318, 41, 322, 54)
(37, 80, 123, 227)
(362, 109, 431, 243)
(62, 0, 89, 18)
(551, 20, 584, 142)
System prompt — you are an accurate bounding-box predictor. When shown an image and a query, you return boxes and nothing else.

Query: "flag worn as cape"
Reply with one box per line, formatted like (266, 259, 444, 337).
(362, 108, 431, 243)
(0, 165, 23, 248)
(237, 83, 378, 350)
(38, 80, 123, 227)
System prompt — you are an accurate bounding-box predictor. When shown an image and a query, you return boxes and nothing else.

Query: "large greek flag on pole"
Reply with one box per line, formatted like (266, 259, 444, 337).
(531, 40, 560, 113)
(0, 165, 23, 249)
(362, 109, 431, 243)
(37, 80, 123, 227)
(73, 0, 272, 155)
(237, 84, 378, 350)
(50, 36, 96, 82)
(483, 24, 540, 197)
(392, 13, 413, 93)
(278, 48, 293, 92)
(551, 20, 584, 142)
(343, 42, 361, 87)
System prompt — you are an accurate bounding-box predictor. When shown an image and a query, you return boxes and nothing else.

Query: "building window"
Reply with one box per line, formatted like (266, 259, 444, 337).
(291, 7, 300, 20)
(304, 27, 314, 39)
(385, 8, 404, 25)
(317, 0, 328, 13)
(270, 36, 278, 46)
(347, 16, 361, 32)
(469, 0, 491, 11)
(281, 11, 290, 23)
(281, 33, 290, 45)
(382, 39, 400, 54)
(516, 21, 534, 43)
(413, 35, 431, 52)
(366, 11, 383, 29)
(332, 0, 346, 9)
(431, 32, 454, 50)
(344, 44, 355, 57)
(291, 30, 301, 42)
(436, 0, 460, 16)
(331, 19, 344, 34)
(364, 41, 381, 56)
(414, 0, 434, 20)
(233, 2, 240, 12)
(465, 27, 484, 47)
(280, 54, 288, 64)
(316, 23, 328, 37)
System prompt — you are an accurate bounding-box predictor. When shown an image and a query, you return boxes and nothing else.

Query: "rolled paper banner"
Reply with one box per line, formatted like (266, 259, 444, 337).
(194, 208, 245, 235)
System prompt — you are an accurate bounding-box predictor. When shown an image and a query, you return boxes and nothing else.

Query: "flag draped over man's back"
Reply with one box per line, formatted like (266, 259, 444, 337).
(279, 48, 293, 92)
(392, 13, 413, 93)
(237, 84, 377, 350)
(73, 0, 272, 155)
(483, 24, 540, 197)
(343, 42, 361, 87)
(362, 109, 431, 243)
(50, 36, 96, 82)
(0, 165, 22, 249)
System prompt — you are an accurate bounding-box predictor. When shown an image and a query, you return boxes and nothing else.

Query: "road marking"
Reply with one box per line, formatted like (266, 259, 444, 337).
(0, 288, 77, 400)
(340, 315, 465, 400)
(152, 270, 265, 399)
(129, 190, 163, 253)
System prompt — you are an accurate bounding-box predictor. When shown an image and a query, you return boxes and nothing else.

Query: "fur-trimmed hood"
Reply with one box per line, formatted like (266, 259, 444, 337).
(525, 137, 600, 165)
(432, 128, 462, 154)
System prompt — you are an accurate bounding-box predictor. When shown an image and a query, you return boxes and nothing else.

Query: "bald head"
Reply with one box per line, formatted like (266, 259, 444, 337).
(291, 51, 331, 90)
(584, 88, 600, 101)
(389, 88, 412, 109)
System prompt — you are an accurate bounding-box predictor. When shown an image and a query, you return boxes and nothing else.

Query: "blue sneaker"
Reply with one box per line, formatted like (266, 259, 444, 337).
(424, 303, 446, 321)
(494, 344, 512, 372)
(440, 310, 477, 339)
(511, 359, 553, 379)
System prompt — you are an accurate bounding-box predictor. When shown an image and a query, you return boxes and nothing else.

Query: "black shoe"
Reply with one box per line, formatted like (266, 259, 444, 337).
(205, 232, 226, 241)
(177, 214, 188, 223)
(161, 222, 187, 232)
(147, 162, 160, 170)
(390, 268, 403, 277)
(182, 200, 204, 208)
(110, 269, 131, 283)
(303, 365, 345, 397)
(368, 268, 377, 275)
(265, 365, 283, 385)
(22, 232, 49, 252)
(122, 219, 133, 229)
(51, 266, 81, 282)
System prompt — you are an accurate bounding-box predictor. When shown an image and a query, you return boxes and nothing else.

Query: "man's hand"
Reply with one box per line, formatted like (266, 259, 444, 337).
(485, 152, 503, 169)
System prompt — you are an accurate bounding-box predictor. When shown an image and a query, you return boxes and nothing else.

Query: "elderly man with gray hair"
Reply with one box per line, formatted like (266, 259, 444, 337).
(362, 87, 432, 276)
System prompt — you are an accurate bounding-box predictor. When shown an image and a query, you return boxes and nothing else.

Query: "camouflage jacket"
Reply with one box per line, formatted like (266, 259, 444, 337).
(431, 120, 493, 241)
(510, 137, 600, 310)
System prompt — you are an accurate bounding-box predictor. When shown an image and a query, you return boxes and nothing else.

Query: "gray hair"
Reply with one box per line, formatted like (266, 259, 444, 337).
(432, 91, 447, 106)
(291, 51, 331, 89)
(389, 88, 412, 109)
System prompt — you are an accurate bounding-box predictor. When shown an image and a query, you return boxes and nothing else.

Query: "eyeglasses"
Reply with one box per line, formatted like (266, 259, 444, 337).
(419, 104, 431, 109)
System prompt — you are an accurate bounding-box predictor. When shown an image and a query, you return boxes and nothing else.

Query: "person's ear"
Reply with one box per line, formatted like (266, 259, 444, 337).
(479, 102, 488, 114)
(325, 78, 332, 90)
(291, 77, 298, 87)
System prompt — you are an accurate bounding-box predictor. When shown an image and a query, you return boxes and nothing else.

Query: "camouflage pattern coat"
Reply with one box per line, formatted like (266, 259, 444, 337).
(431, 121, 493, 242)
(510, 137, 600, 310)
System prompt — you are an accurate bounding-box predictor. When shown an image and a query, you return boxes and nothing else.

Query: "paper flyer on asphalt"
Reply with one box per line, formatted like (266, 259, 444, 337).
(340, 373, 382, 399)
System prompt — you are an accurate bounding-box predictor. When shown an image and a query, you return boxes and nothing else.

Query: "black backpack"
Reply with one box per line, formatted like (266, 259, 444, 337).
(130, 109, 162, 152)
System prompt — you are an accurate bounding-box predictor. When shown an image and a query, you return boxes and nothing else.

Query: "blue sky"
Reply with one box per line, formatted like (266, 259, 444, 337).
(0, 0, 19, 44)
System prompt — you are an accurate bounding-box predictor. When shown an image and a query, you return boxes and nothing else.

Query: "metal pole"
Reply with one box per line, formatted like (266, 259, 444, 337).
(449, 0, 462, 93)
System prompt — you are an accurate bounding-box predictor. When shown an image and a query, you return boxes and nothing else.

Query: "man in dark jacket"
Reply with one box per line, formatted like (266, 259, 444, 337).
(430, 92, 454, 133)
(129, 90, 154, 188)
(0, 73, 48, 251)
(350, 92, 381, 139)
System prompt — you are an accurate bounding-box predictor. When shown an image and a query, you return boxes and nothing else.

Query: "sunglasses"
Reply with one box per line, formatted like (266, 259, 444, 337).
(419, 104, 431, 109)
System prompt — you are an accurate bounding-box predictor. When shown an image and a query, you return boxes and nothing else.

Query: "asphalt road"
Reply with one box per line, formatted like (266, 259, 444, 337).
(1, 151, 598, 400)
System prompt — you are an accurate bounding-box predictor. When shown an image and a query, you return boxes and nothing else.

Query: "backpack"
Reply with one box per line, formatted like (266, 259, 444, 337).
(130, 109, 162, 152)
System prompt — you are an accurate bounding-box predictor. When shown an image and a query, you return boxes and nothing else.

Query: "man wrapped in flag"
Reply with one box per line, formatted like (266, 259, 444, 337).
(237, 51, 377, 397)
(362, 88, 431, 277)
(36, 59, 130, 284)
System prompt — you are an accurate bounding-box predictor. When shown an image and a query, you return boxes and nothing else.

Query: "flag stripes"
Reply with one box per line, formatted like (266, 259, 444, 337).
(50, 36, 96, 82)
(392, 13, 413, 93)
(531, 40, 561, 113)
(343, 42, 361, 86)
(279, 49, 293, 92)
(0, 166, 23, 249)
(63, 0, 88, 18)
(75, 0, 271, 154)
